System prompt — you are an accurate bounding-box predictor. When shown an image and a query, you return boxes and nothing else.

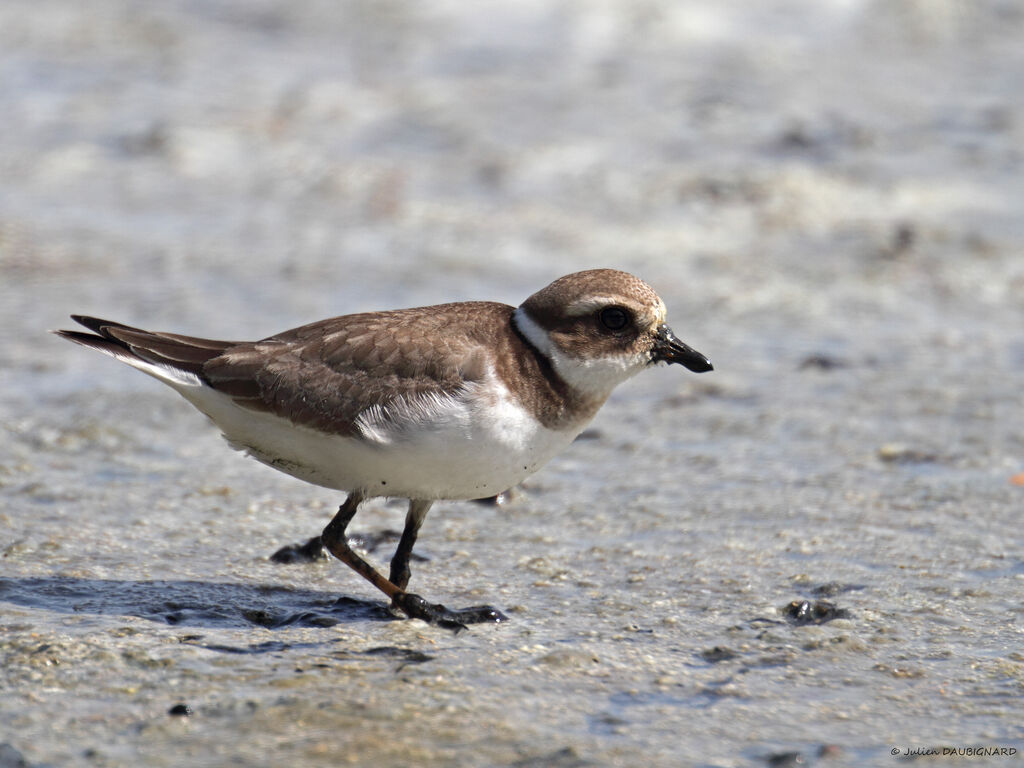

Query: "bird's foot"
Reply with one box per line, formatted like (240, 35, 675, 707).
(391, 591, 508, 631)
(269, 535, 325, 564)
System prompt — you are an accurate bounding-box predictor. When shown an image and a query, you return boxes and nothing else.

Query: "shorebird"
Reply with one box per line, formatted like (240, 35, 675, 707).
(56, 269, 712, 628)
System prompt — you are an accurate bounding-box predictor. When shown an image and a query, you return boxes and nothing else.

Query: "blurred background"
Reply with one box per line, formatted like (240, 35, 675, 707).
(2, 2, 1023, 767)
(3, 1, 1020, 357)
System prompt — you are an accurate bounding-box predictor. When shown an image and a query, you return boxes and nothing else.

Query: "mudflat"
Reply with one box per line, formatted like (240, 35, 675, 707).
(2, 2, 1022, 766)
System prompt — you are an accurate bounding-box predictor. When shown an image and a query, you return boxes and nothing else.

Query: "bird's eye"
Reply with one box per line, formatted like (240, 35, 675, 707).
(599, 306, 629, 331)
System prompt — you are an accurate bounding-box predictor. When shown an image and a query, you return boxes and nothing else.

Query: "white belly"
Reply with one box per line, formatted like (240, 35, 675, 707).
(177, 378, 585, 500)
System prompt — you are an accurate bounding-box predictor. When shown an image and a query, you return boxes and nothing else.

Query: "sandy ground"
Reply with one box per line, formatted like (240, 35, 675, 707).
(2, 1, 1024, 766)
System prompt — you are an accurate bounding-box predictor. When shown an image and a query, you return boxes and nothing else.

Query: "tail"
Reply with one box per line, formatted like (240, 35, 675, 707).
(53, 315, 238, 388)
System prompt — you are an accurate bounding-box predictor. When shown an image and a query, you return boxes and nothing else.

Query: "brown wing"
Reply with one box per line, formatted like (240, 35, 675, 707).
(201, 302, 510, 436)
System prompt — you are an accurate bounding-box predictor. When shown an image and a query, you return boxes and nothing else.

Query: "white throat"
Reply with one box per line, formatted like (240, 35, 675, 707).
(512, 306, 644, 399)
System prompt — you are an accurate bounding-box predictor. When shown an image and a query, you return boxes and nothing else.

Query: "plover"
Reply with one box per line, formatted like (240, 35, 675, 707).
(55, 269, 712, 628)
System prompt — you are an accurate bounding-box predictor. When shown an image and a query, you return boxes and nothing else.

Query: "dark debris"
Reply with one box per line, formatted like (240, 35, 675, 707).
(784, 600, 850, 625)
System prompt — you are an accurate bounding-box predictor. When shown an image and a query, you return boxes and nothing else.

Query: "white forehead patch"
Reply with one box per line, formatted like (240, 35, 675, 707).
(565, 295, 667, 327)
(565, 296, 625, 317)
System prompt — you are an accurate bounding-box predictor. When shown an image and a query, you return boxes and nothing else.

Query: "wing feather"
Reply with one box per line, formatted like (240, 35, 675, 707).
(201, 303, 514, 437)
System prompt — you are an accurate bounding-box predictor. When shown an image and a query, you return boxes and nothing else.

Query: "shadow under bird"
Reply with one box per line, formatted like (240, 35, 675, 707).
(55, 269, 712, 628)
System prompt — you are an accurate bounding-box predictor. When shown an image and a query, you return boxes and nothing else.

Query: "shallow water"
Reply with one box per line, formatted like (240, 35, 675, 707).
(3, 1, 1024, 766)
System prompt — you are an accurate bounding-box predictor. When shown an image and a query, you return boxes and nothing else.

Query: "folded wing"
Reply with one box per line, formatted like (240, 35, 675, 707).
(58, 305, 507, 439)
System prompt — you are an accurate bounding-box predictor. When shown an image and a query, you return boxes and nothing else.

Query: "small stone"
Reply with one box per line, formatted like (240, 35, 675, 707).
(700, 646, 738, 663)
(877, 444, 937, 464)
(766, 751, 806, 767)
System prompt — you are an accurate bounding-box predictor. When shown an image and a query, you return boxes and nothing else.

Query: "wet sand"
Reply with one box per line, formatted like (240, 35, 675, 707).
(2, 2, 1024, 766)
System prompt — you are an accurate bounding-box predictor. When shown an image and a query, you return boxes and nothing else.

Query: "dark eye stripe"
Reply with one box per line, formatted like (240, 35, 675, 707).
(599, 306, 629, 331)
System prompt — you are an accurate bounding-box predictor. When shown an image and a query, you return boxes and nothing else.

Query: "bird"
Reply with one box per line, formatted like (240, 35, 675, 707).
(54, 269, 712, 628)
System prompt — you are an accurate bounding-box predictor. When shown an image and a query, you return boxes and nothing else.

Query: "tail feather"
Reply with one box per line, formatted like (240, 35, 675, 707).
(53, 328, 134, 361)
(105, 327, 227, 370)
(54, 315, 238, 385)
(69, 315, 142, 339)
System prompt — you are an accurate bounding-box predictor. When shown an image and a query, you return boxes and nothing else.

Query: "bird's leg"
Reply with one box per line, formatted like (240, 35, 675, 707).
(387, 498, 509, 629)
(320, 494, 508, 630)
(389, 499, 432, 590)
(320, 492, 401, 601)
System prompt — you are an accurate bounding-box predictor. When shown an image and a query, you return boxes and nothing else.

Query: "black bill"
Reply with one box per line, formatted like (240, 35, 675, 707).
(651, 324, 713, 372)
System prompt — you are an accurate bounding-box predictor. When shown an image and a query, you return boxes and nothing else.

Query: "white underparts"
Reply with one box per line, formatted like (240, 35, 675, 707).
(163, 363, 583, 500)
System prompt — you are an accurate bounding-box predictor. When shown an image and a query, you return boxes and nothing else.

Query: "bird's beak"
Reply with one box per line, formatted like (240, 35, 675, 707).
(651, 324, 713, 372)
